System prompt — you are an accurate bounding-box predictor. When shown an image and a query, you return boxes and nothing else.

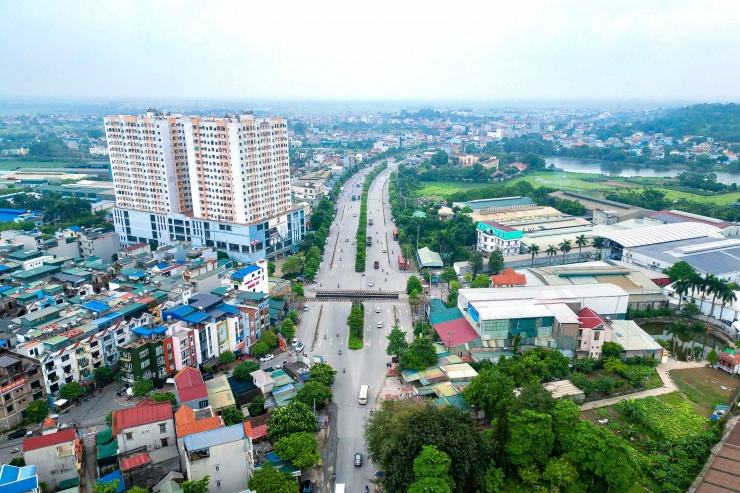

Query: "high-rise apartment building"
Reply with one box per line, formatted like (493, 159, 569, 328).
(105, 110, 305, 262)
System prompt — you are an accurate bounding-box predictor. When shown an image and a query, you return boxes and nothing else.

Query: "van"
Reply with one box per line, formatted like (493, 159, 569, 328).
(359, 384, 369, 405)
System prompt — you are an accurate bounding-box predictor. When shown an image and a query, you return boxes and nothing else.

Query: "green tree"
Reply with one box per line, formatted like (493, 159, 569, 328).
(127, 487, 148, 493)
(267, 262, 276, 276)
(59, 382, 84, 402)
(546, 244, 558, 265)
(291, 282, 304, 297)
(708, 348, 719, 366)
(601, 341, 624, 359)
(595, 375, 617, 396)
(506, 410, 554, 466)
(25, 400, 49, 423)
(261, 329, 278, 349)
(280, 319, 296, 340)
(249, 395, 265, 416)
(294, 380, 333, 408)
(304, 258, 319, 280)
(248, 464, 298, 493)
(575, 234, 588, 259)
(281, 255, 303, 276)
(400, 337, 437, 371)
(412, 445, 455, 490)
(93, 480, 120, 493)
(9, 457, 25, 467)
(527, 244, 540, 266)
(183, 476, 209, 493)
(518, 464, 541, 487)
(462, 368, 515, 417)
(267, 401, 316, 441)
(558, 239, 572, 264)
(94, 366, 115, 385)
(149, 392, 176, 405)
(219, 350, 236, 365)
(274, 432, 320, 469)
(407, 478, 452, 493)
(447, 280, 462, 307)
(663, 260, 696, 282)
(222, 407, 246, 426)
(406, 276, 423, 295)
(551, 400, 580, 452)
(308, 362, 336, 386)
(132, 379, 153, 397)
(105, 412, 112, 427)
(440, 266, 457, 289)
(387, 325, 410, 358)
(682, 301, 700, 317)
(488, 249, 505, 274)
(471, 273, 491, 288)
(431, 150, 449, 165)
(479, 463, 505, 493)
(288, 309, 298, 323)
(469, 250, 484, 277)
(251, 341, 269, 358)
(510, 382, 556, 416)
(233, 360, 260, 381)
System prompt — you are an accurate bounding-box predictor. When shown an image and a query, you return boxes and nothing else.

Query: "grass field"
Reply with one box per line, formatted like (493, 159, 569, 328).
(0, 160, 110, 171)
(415, 171, 740, 206)
(668, 367, 739, 417)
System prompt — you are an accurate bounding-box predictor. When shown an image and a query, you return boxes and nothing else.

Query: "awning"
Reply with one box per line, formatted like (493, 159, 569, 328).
(54, 398, 69, 408)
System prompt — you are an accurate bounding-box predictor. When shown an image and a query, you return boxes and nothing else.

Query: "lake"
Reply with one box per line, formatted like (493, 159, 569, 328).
(544, 156, 740, 185)
(641, 321, 725, 360)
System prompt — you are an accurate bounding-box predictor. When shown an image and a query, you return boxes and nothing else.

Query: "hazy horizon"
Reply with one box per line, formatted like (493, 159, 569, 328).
(2, 0, 739, 103)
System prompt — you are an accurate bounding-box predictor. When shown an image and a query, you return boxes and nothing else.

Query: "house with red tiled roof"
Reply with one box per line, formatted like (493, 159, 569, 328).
(173, 367, 209, 410)
(491, 268, 527, 287)
(111, 399, 175, 455)
(718, 348, 740, 375)
(174, 405, 223, 470)
(23, 429, 81, 491)
(576, 307, 613, 359)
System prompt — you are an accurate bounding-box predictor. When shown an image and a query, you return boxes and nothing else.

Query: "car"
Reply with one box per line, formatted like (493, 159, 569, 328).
(296, 342, 305, 352)
(377, 321, 384, 328)
(382, 249, 387, 253)
(369, 281, 374, 287)
(291, 338, 298, 347)
(303, 305, 309, 311)
(302, 479, 313, 493)
(354, 453, 363, 467)
(375, 306, 380, 313)
(259, 354, 275, 363)
(7, 429, 28, 440)
(353, 213, 357, 217)
(345, 238, 349, 242)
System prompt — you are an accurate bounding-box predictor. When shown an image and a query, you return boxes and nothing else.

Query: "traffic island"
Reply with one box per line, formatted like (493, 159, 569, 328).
(347, 302, 365, 349)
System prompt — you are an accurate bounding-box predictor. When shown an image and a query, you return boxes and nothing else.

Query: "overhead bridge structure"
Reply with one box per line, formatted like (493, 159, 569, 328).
(308, 290, 402, 302)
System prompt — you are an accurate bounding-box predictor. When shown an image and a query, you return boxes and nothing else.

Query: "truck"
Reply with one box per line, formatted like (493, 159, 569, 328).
(366, 236, 372, 246)
(374, 261, 379, 269)
(340, 186, 344, 192)
(352, 195, 356, 201)
(334, 484, 345, 493)
(368, 218, 373, 226)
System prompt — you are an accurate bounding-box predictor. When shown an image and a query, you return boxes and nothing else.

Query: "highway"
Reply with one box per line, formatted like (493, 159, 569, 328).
(289, 158, 414, 493)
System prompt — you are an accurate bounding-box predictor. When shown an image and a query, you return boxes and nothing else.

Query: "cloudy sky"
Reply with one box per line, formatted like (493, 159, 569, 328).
(1, 0, 739, 102)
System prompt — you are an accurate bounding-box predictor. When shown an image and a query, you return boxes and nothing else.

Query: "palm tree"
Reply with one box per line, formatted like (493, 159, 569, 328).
(719, 285, 738, 321)
(698, 274, 717, 313)
(709, 277, 729, 318)
(558, 239, 572, 265)
(665, 321, 688, 358)
(528, 244, 540, 267)
(546, 245, 558, 265)
(575, 234, 588, 259)
(592, 237, 604, 260)
(688, 271, 703, 303)
(673, 278, 691, 311)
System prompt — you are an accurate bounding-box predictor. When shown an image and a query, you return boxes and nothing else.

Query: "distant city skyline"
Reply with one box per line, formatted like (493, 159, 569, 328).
(1, 0, 739, 102)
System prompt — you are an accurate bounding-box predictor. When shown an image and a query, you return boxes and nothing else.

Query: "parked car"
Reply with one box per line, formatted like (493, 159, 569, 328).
(382, 249, 387, 253)
(375, 306, 380, 313)
(259, 354, 275, 363)
(304, 305, 309, 311)
(296, 342, 305, 352)
(291, 338, 298, 347)
(7, 429, 28, 440)
(345, 238, 349, 242)
(377, 321, 384, 328)
(354, 453, 363, 467)
(369, 281, 374, 287)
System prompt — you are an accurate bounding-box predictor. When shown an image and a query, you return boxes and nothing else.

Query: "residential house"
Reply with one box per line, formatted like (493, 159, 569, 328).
(22, 429, 81, 492)
(476, 221, 523, 256)
(0, 352, 46, 428)
(0, 464, 40, 493)
(182, 423, 254, 493)
(173, 367, 209, 410)
(174, 405, 222, 471)
(576, 308, 611, 359)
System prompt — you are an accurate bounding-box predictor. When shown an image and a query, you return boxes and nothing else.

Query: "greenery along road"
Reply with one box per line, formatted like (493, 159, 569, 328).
(354, 161, 387, 271)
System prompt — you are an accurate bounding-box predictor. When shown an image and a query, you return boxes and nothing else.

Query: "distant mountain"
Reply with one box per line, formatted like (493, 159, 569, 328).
(641, 103, 740, 142)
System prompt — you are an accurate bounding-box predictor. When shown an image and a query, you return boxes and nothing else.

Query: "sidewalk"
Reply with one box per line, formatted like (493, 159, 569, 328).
(579, 359, 707, 411)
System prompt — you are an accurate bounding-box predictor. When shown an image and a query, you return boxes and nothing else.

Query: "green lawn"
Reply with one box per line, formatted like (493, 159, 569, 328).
(415, 181, 491, 198)
(0, 160, 110, 171)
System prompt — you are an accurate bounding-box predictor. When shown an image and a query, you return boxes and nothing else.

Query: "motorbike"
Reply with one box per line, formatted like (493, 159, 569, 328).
(339, 349, 342, 355)
(324, 334, 327, 340)
(343, 368, 346, 373)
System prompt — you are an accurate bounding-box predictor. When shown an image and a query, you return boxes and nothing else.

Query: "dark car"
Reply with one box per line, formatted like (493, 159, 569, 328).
(354, 453, 363, 467)
(301, 479, 312, 493)
(7, 429, 28, 440)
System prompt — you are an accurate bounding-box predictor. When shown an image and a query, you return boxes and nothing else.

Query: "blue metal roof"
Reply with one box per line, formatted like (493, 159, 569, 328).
(90, 312, 124, 327)
(182, 423, 246, 451)
(96, 470, 124, 493)
(162, 305, 194, 320)
(182, 312, 209, 324)
(132, 326, 168, 337)
(230, 265, 260, 280)
(220, 304, 239, 315)
(81, 301, 109, 313)
(0, 464, 39, 493)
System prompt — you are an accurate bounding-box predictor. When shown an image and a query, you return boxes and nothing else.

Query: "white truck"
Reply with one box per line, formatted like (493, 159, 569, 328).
(335, 484, 346, 493)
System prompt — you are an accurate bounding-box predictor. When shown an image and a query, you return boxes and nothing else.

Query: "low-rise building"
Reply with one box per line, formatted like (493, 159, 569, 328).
(174, 367, 209, 410)
(182, 423, 254, 493)
(0, 353, 46, 428)
(23, 429, 81, 492)
(0, 464, 40, 493)
(476, 221, 522, 256)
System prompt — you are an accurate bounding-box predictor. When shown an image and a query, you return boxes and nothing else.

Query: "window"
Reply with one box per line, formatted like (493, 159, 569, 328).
(214, 465, 220, 472)
(199, 400, 209, 409)
(6, 405, 13, 413)
(161, 438, 169, 447)
(594, 331, 600, 341)
(125, 432, 133, 441)
(159, 423, 167, 433)
(215, 481, 221, 488)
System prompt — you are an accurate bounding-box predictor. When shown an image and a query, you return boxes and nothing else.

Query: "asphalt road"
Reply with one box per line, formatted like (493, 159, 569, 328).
(288, 159, 415, 492)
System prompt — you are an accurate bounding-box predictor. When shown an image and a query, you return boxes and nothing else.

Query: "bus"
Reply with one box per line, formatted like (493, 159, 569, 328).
(359, 384, 369, 405)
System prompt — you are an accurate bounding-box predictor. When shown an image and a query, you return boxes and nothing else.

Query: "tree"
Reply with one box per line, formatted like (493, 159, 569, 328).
(132, 379, 153, 397)
(528, 244, 540, 266)
(510, 382, 556, 416)
(291, 282, 304, 297)
(59, 382, 84, 402)
(595, 376, 617, 396)
(93, 480, 120, 493)
(267, 261, 276, 276)
(469, 250, 484, 276)
(267, 401, 316, 440)
(707, 348, 719, 366)
(663, 260, 696, 282)
(462, 367, 515, 417)
(149, 392, 177, 405)
(601, 341, 624, 359)
(9, 457, 25, 467)
(94, 366, 115, 385)
(248, 464, 298, 493)
(400, 337, 437, 371)
(183, 476, 209, 493)
(304, 258, 319, 281)
(592, 236, 604, 260)
(280, 319, 296, 340)
(471, 274, 491, 288)
(518, 464, 541, 487)
(546, 244, 558, 265)
(406, 276, 423, 295)
(674, 278, 691, 310)
(665, 321, 688, 357)
(479, 463, 505, 493)
(709, 277, 730, 318)
(506, 410, 554, 466)
(488, 249, 504, 274)
(274, 432, 320, 469)
(249, 395, 265, 416)
(25, 399, 49, 423)
(281, 255, 303, 276)
(128, 487, 148, 493)
(575, 234, 588, 259)
(682, 301, 700, 317)
(408, 446, 455, 493)
(431, 150, 449, 165)
(233, 360, 260, 381)
(440, 266, 457, 289)
(387, 325, 410, 358)
(558, 239, 572, 264)
(308, 362, 336, 386)
(251, 342, 269, 358)
(219, 350, 236, 365)
(261, 329, 278, 349)
(294, 380, 333, 408)
(543, 457, 579, 491)
(222, 407, 246, 426)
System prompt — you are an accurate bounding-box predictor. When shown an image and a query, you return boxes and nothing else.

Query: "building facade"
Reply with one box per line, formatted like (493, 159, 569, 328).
(476, 221, 523, 256)
(22, 430, 81, 492)
(0, 353, 46, 428)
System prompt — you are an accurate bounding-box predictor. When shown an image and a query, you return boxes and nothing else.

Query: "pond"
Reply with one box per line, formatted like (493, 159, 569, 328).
(641, 321, 726, 360)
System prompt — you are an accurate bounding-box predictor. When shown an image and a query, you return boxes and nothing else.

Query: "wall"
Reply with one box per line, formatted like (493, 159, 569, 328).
(185, 439, 252, 493)
(23, 443, 78, 492)
(116, 420, 176, 455)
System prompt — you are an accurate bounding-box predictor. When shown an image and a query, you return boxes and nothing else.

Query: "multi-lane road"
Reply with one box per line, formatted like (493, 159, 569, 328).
(286, 158, 414, 492)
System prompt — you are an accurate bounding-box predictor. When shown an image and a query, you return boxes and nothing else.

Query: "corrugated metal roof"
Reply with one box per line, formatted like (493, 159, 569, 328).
(610, 320, 663, 352)
(182, 423, 246, 451)
(600, 222, 723, 248)
(417, 247, 443, 268)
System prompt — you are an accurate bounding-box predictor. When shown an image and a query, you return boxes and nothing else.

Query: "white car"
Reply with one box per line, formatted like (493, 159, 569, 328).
(259, 353, 275, 363)
(382, 249, 387, 253)
(304, 305, 309, 311)
(295, 342, 305, 352)
(369, 281, 374, 287)
(291, 338, 298, 347)
(375, 307, 381, 313)
(377, 321, 384, 328)
(353, 213, 357, 217)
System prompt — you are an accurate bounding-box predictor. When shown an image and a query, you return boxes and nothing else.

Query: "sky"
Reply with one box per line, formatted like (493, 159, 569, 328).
(1, 0, 739, 103)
